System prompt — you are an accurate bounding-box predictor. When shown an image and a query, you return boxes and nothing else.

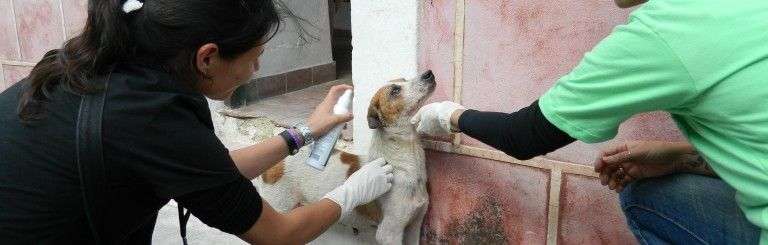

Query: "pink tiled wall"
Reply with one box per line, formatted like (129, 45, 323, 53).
(2, 65, 32, 90)
(423, 151, 550, 244)
(558, 174, 635, 244)
(0, 0, 87, 92)
(419, 0, 683, 243)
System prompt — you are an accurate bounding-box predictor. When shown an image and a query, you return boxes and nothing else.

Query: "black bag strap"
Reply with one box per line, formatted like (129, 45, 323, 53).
(76, 72, 191, 244)
(178, 205, 191, 245)
(76, 75, 111, 243)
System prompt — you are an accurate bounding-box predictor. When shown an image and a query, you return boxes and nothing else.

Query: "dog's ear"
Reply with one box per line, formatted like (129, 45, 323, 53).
(368, 115, 383, 129)
(367, 102, 384, 129)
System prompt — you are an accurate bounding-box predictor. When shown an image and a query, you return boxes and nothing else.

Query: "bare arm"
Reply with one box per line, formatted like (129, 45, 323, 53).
(230, 136, 289, 179)
(239, 199, 341, 244)
(675, 148, 718, 177)
(596, 141, 719, 192)
(229, 85, 354, 179)
(237, 159, 394, 244)
(644, 141, 719, 177)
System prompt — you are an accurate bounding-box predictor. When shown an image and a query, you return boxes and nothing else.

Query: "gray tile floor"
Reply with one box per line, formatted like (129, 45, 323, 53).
(219, 73, 353, 140)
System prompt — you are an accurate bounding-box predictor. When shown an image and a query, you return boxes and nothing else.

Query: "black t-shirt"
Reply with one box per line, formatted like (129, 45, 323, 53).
(0, 64, 262, 244)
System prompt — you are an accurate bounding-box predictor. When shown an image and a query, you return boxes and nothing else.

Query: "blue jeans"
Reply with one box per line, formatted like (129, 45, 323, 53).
(620, 174, 760, 244)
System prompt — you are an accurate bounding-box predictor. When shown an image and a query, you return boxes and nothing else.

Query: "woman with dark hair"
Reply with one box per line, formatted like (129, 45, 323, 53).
(0, 0, 393, 244)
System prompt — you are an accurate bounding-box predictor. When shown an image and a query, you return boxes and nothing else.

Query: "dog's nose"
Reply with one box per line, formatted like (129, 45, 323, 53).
(421, 70, 434, 81)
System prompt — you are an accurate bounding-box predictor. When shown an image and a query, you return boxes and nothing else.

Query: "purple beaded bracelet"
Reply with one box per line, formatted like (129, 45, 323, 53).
(286, 128, 304, 148)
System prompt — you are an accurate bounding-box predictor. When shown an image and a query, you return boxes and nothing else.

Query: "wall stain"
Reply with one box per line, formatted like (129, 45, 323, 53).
(506, 2, 545, 33)
(422, 196, 508, 245)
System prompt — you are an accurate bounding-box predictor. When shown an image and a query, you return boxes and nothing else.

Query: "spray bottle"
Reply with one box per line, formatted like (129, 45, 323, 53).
(306, 89, 353, 170)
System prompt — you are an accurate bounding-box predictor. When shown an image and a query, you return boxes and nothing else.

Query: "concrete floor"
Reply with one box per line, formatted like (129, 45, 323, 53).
(152, 75, 374, 244)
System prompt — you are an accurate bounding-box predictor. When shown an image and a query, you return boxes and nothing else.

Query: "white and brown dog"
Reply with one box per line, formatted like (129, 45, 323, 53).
(258, 71, 436, 244)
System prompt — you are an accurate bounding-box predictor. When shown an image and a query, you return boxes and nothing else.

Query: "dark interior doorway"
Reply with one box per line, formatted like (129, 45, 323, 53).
(329, 0, 351, 77)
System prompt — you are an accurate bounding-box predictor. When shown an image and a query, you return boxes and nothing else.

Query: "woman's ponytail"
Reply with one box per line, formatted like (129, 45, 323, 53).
(18, 0, 281, 121)
(18, 0, 133, 121)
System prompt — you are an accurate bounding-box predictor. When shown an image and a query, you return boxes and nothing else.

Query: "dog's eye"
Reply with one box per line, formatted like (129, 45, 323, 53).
(390, 86, 401, 97)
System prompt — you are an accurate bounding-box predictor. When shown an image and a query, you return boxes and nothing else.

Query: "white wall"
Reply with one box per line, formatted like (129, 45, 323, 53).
(258, 0, 334, 77)
(351, 1, 421, 154)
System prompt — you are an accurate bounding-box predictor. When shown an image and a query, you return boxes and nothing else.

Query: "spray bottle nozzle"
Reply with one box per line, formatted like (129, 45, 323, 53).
(333, 89, 353, 115)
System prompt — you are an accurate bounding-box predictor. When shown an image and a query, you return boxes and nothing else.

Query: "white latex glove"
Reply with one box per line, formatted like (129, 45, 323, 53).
(324, 158, 394, 218)
(409, 101, 466, 136)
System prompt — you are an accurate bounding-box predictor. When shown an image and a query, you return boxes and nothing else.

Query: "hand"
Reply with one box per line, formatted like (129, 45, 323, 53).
(323, 158, 394, 218)
(595, 141, 695, 193)
(409, 101, 466, 136)
(308, 85, 354, 138)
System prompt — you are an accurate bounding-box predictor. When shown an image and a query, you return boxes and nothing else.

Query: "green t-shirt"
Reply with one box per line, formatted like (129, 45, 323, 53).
(539, 0, 768, 242)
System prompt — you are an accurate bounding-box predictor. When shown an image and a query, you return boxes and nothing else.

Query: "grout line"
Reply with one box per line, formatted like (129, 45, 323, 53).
(310, 66, 316, 84)
(422, 139, 599, 178)
(546, 165, 563, 245)
(559, 160, 599, 177)
(57, 0, 67, 39)
(282, 73, 288, 95)
(10, 0, 23, 59)
(0, 60, 36, 67)
(1, 63, 5, 89)
(451, 0, 466, 147)
(452, 134, 462, 146)
(452, 0, 465, 104)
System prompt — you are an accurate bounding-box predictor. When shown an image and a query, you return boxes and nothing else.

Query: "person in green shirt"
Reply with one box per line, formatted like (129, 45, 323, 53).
(411, 0, 768, 243)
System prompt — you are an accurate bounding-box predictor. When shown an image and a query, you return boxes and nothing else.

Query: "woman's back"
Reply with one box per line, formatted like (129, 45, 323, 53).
(0, 78, 92, 243)
(0, 64, 243, 243)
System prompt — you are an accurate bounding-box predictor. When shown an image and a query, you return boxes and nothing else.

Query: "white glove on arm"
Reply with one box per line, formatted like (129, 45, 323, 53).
(409, 101, 466, 136)
(324, 158, 394, 218)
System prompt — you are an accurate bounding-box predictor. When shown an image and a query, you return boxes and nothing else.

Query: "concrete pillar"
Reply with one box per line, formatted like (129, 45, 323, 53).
(351, 0, 420, 154)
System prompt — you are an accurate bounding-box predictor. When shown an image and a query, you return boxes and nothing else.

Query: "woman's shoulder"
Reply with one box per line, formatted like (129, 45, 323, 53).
(110, 63, 200, 96)
(104, 63, 213, 130)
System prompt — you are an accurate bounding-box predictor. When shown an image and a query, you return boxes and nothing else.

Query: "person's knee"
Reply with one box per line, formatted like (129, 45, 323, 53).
(619, 180, 643, 211)
(618, 178, 668, 224)
(618, 180, 631, 198)
(618, 182, 654, 244)
(620, 174, 716, 210)
(617, 174, 754, 244)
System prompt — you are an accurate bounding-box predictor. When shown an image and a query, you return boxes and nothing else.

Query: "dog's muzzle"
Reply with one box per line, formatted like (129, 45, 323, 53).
(419, 70, 436, 93)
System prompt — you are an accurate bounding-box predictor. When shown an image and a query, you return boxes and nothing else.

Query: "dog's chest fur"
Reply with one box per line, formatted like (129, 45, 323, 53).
(368, 130, 428, 202)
